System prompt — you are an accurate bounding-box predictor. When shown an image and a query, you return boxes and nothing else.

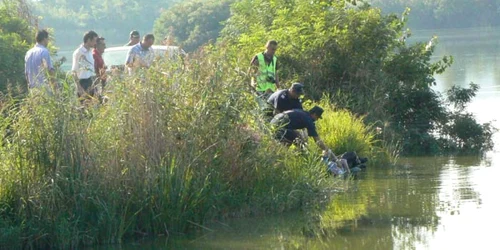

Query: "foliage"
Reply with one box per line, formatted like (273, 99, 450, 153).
(303, 97, 389, 164)
(0, 1, 35, 93)
(437, 83, 496, 153)
(446, 82, 479, 111)
(30, 0, 180, 47)
(154, 0, 233, 52)
(221, 0, 493, 155)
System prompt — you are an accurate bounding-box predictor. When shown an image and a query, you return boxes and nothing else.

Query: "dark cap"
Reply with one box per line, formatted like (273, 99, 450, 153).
(309, 106, 324, 119)
(290, 82, 304, 94)
(130, 30, 140, 38)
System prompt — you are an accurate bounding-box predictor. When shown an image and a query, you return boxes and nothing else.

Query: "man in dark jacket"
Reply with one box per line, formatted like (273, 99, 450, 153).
(270, 106, 330, 152)
(267, 82, 304, 114)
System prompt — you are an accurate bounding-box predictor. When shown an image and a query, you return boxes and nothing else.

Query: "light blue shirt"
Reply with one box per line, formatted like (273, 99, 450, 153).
(125, 43, 154, 74)
(24, 44, 54, 88)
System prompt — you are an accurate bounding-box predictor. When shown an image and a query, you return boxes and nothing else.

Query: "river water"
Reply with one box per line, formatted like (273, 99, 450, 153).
(86, 28, 500, 249)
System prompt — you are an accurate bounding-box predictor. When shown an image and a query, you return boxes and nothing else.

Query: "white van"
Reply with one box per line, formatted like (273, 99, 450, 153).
(102, 45, 185, 73)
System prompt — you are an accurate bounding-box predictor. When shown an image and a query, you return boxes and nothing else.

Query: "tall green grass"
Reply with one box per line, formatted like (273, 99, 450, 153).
(0, 46, 389, 248)
(303, 98, 392, 166)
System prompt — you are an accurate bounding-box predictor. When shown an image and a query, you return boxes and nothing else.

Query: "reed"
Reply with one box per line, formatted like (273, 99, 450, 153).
(0, 46, 388, 248)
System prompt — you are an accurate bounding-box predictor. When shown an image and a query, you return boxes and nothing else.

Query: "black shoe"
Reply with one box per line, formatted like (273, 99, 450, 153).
(359, 157, 368, 164)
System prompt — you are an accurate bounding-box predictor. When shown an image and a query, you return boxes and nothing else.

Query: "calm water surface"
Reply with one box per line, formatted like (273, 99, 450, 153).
(88, 28, 500, 249)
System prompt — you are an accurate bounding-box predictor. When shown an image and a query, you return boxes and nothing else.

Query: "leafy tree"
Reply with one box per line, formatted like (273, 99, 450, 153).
(221, 0, 491, 155)
(439, 83, 495, 153)
(0, 0, 35, 93)
(154, 0, 233, 51)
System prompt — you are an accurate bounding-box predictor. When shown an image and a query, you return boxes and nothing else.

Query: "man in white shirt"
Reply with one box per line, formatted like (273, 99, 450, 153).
(125, 34, 155, 75)
(72, 30, 98, 99)
(24, 29, 55, 89)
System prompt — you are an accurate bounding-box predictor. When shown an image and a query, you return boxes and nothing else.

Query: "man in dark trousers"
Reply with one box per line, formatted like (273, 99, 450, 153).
(72, 30, 99, 100)
(267, 82, 304, 114)
(270, 106, 330, 152)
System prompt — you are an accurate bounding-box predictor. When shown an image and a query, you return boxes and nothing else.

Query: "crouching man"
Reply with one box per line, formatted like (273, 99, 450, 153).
(270, 106, 330, 152)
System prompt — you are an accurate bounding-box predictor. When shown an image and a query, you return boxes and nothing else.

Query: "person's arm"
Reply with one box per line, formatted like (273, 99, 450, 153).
(312, 136, 329, 151)
(274, 93, 284, 113)
(307, 121, 329, 151)
(43, 50, 56, 85)
(92, 53, 99, 77)
(266, 93, 275, 106)
(71, 50, 84, 94)
(248, 55, 259, 90)
(125, 48, 135, 68)
(274, 60, 280, 89)
(249, 55, 259, 72)
(24, 53, 30, 83)
(296, 99, 303, 110)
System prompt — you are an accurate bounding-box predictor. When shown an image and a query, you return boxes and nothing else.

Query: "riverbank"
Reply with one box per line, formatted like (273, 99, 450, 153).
(0, 48, 387, 249)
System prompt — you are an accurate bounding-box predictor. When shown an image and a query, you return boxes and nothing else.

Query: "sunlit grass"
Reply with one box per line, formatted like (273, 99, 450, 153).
(303, 97, 391, 166)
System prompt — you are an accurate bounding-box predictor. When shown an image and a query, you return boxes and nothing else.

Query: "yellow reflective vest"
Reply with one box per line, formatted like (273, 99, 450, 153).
(253, 53, 277, 92)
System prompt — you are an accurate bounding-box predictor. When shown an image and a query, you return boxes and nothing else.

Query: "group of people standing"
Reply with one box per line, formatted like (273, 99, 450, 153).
(24, 29, 156, 102)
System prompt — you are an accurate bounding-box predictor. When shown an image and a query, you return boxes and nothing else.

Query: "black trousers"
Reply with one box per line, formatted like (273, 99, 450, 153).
(78, 77, 96, 98)
(270, 113, 298, 144)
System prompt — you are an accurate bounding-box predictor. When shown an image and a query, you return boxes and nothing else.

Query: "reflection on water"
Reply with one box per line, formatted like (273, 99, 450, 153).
(410, 27, 500, 91)
(410, 28, 500, 135)
(88, 154, 500, 250)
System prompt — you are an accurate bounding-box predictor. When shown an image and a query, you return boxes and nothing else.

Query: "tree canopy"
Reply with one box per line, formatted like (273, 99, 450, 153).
(30, 0, 179, 47)
(154, 0, 233, 52)
(221, 0, 492, 154)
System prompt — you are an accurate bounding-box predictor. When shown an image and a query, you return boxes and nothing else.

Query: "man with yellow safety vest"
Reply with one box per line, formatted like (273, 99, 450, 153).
(250, 40, 280, 98)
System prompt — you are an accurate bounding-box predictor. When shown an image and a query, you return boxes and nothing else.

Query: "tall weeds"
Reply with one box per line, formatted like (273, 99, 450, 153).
(0, 46, 387, 248)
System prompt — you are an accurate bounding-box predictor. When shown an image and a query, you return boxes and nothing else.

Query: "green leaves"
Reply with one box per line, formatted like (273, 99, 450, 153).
(0, 5, 33, 93)
(221, 0, 492, 155)
(446, 82, 479, 112)
(154, 0, 234, 52)
(31, 0, 179, 46)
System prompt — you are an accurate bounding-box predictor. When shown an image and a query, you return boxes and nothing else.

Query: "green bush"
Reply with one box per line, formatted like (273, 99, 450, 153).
(303, 97, 389, 164)
(0, 3, 34, 93)
(154, 0, 234, 51)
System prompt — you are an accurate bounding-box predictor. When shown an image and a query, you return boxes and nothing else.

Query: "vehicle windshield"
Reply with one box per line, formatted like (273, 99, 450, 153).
(102, 47, 183, 67)
(102, 49, 128, 66)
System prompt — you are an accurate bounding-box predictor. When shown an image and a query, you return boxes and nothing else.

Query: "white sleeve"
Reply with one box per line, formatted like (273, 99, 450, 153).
(71, 49, 80, 72)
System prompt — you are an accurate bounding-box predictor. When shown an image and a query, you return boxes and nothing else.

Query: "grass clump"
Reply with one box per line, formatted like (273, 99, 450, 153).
(303, 97, 392, 166)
